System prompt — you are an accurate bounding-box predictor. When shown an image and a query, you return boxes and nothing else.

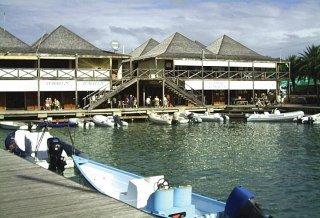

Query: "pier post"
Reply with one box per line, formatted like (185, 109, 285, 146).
(37, 56, 41, 110)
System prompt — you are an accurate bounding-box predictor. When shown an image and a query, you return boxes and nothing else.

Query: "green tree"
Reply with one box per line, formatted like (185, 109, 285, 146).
(299, 45, 320, 104)
(287, 55, 302, 91)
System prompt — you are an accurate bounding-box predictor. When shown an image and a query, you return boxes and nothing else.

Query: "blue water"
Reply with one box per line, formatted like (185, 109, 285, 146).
(1, 121, 320, 217)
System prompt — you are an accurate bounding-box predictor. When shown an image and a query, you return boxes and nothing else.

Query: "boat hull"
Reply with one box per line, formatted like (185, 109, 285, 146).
(73, 155, 226, 218)
(247, 111, 304, 122)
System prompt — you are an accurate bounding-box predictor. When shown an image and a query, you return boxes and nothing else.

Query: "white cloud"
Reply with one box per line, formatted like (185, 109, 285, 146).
(0, 0, 319, 57)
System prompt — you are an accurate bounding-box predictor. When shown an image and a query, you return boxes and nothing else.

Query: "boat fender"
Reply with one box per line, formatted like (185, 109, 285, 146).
(225, 186, 266, 218)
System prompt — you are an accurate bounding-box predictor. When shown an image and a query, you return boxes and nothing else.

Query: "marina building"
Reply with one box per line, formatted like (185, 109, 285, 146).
(0, 25, 128, 110)
(119, 33, 289, 107)
(0, 26, 289, 110)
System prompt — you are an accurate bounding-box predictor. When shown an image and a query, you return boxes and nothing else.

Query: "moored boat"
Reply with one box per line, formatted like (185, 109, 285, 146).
(296, 113, 320, 124)
(73, 155, 267, 218)
(0, 121, 29, 130)
(148, 113, 172, 125)
(93, 115, 128, 127)
(247, 109, 304, 122)
(193, 111, 224, 122)
(4, 129, 85, 173)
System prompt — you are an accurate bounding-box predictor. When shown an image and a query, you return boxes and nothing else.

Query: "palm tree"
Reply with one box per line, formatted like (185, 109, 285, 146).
(287, 55, 302, 91)
(299, 45, 320, 104)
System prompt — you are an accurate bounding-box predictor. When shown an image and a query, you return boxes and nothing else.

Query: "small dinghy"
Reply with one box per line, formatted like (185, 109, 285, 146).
(247, 109, 304, 122)
(0, 121, 28, 130)
(172, 112, 189, 124)
(93, 115, 128, 127)
(73, 155, 268, 218)
(180, 112, 202, 123)
(4, 130, 85, 174)
(69, 118, 95, 128)
(192, 111, 225, 122)
(37, 120, 78, 128)
(148, 113, 172, 125)
(296, 113, 320, 124)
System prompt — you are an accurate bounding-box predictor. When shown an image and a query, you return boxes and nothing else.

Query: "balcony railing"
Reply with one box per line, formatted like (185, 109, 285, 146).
(0, 68, 290, 80)
(0, 68, 111, 79)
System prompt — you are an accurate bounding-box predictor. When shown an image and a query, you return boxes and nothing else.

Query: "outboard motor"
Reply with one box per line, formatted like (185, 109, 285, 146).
(224, 186, 267, 218)
(47, 137, 87, 174)
(113, 115, 123, 127)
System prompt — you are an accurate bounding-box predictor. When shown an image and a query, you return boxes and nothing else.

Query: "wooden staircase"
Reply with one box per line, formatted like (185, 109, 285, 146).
(164, 78, 203, 105)
(83, 78, 138, 110)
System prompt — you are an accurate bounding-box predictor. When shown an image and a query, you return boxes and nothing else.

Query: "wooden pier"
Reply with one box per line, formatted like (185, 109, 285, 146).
(0, 149, 151, 217)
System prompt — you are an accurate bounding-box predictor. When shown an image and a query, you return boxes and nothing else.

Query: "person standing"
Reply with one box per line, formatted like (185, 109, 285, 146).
(146, 96, 151, 107)
(163, 96, 168, 108)
(154, 96, 160, 108)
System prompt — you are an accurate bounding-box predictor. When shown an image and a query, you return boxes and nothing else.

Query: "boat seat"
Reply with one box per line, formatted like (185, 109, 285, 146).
(122, 175, 164, 208)
(14, 130, 29, 151)
(25, 132, 53, 159)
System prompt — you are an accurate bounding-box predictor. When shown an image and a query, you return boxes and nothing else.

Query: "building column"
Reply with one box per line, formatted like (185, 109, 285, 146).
(288, 61, 291, 103)
(162, 79, 165, 107)
(227, 61, 230, 105)
(37, 56, 41, 110)
(252, 61, 255, 105)
(136, 79, 139, 107)
(75, 54, 78, 108)
(201, 50, 204, 105)
(143, 85, 146, 107)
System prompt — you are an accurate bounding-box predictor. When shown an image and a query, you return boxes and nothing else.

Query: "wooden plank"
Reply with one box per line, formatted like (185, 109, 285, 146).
(0, 149, 151, 217)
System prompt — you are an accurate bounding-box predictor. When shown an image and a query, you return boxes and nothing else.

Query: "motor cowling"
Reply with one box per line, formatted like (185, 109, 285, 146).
(224, 186, 266, 218)
(47, 137, 66, 174)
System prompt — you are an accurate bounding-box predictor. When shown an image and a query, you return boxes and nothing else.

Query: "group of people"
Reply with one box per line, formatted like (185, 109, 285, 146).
(44, 98, 61, 110)
(254, 91, 286, 108)
(106, 95, 138, 108)
(145, 96, 169, 108)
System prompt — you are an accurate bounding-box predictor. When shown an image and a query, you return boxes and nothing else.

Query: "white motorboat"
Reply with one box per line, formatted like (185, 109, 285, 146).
(93, 115, 128, 127)
(148, 113, 172, 125)
(247, 109, 304, 122)
(4, 130, 76, 170)
(73, 155, 268, 218)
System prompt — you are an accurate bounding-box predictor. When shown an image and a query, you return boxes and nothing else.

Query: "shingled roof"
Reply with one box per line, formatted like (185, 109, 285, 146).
(206, 35, 274, 61)
(34, 25, 119, 56)
(194, 40, 207, 49)
(32, 33, 49, 48)
(129, 38, 159, 59)
(137, 32, 214, 60)
(0, 27, 33, 53)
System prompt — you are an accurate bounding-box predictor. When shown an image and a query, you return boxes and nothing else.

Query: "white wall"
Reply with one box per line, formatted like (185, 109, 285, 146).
(174, 59, 276, 68)
(0, 80, 110, 92)
(185, 80, 276, 90)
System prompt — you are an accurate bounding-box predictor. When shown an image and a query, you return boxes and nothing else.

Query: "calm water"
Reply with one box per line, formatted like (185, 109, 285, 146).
(1, 121, 320, 217)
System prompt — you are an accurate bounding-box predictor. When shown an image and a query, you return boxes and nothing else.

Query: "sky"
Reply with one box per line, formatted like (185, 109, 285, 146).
(0, 0, 320, 58)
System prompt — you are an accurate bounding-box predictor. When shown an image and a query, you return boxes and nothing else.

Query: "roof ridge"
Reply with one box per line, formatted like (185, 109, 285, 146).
(162, 32, 177, 55)
(39, 25, 102, 52)
(222, 35, 260, 56)
(0, 26, 31, 48)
